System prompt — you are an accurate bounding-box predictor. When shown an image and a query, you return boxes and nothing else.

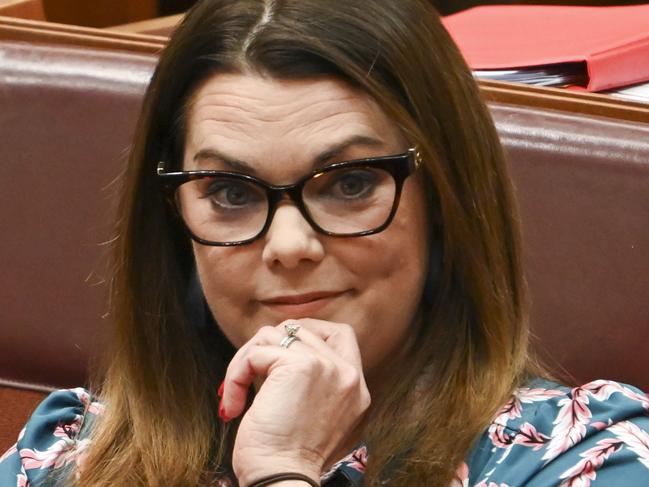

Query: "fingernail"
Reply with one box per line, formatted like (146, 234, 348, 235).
(217, 381, 224, 398)
(218, 403, 230, 422)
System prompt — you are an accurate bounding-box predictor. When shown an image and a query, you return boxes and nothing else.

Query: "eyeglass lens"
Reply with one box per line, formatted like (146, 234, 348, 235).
(175, 165, 397, 243)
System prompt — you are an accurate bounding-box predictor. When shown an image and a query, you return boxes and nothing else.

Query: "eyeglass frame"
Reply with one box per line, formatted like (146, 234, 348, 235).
(157, 147, 422, 246)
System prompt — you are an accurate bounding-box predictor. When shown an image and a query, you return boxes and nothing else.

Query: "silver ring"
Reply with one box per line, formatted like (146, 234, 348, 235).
(280, 335, 300, 349)
(284, 322, 301, 337)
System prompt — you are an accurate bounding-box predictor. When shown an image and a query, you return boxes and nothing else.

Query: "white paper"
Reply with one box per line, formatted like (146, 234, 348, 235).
(605, 81, 649, 104)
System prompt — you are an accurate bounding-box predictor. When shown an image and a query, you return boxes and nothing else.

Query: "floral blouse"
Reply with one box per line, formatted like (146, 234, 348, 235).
(1, 378, 648, 486)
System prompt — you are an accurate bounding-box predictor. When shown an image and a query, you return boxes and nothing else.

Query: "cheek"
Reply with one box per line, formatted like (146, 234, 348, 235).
(346, 180, 430, 369)
(365, 180, 429, 283)
(347, 177, 429, 278)
(192, 244, 259, 344)
(194, 245, 234, 297)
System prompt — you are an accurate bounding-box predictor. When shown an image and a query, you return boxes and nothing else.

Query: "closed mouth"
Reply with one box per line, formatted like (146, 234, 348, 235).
(260, 291, 345, 305)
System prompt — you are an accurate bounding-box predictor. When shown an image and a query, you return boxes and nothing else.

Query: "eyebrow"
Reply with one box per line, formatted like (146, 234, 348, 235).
(192, 134, 385, 174)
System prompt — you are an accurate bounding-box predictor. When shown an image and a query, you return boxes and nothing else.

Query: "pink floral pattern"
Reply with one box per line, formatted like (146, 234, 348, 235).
(584, 381, 649, 409)
(345, 445, 367, 472)
(476, 379, 649, 486)
(488, 386, 563, 451)
(609, 421, 649, 469)
(542, 386, 593, 461)
(558, 437, 623, 487)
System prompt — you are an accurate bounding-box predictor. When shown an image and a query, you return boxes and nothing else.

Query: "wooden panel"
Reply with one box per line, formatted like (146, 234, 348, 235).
(480, 80, 649, 124)
(41, 0, 157, 28)
(110, 13, 183, 36)
(0, 0, 45, 20)
(0, 16, 166, 54)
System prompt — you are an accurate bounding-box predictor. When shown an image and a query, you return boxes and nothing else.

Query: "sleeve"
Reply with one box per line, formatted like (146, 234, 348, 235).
(0, 388, 98, 487)
(466, 379, 649, 487)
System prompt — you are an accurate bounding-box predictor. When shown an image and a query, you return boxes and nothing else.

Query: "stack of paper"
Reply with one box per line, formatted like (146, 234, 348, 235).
(473, 64, 586, 88)
(442, 5, 649, 94)
(605, 82, 649, 104)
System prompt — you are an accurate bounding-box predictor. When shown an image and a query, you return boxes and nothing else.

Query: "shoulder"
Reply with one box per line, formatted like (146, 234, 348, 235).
(462, 379, 649, 486)
(0, 388, 104, 486)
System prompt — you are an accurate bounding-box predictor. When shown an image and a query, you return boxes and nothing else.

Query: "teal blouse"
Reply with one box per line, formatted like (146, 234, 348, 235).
(2, 378, 648, 486)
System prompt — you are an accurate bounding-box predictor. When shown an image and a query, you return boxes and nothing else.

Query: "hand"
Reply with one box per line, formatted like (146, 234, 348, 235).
(219, 318, 372, 486)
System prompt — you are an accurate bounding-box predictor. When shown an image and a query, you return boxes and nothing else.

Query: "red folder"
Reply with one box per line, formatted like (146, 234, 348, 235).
(441, 5, 649, 92)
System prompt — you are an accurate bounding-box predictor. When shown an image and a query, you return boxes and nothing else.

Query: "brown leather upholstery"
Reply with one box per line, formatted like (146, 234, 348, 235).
(0, 35, 648, 452)
(0, 41, 157, 392)
(495, 104, 649, 387)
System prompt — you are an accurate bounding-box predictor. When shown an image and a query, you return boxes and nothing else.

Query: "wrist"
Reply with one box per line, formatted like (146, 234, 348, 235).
(234, 451, 322, 486)
(239, 469, 321, 487)
(258, 481, 314, 487)
(245, 472, 320, 487)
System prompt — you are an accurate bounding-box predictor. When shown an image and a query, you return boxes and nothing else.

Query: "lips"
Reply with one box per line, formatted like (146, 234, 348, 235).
(263, 291, 343, 305)
(259, 290, 347, 317)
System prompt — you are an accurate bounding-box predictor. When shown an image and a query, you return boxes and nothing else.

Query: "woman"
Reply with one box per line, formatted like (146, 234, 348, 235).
(2, 0, 648, 486)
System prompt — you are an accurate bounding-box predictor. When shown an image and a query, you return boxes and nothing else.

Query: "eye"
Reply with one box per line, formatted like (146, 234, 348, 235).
(201, 178, 265, 210)
(325, 169, 378, 199)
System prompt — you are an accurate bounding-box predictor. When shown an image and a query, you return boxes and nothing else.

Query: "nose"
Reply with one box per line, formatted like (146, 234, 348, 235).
(261, 203, 325, 269)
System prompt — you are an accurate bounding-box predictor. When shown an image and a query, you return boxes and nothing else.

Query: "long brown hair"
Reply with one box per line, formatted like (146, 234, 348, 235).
(71, 0, 533, 485)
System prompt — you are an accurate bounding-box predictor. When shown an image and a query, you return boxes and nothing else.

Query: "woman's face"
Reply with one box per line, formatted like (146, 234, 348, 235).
(184, 73, 429, 379)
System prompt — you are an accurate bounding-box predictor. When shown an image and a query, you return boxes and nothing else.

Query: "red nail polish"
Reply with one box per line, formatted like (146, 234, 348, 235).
(218, 403, 230, 422)
(217, 381, 224, 398)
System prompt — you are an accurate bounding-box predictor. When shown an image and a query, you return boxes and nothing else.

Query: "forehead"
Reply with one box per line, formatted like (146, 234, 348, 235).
(183, 73, 405, 179)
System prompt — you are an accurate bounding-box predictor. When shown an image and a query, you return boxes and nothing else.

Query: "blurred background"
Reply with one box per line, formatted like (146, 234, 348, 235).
(30, 0, 649, 28)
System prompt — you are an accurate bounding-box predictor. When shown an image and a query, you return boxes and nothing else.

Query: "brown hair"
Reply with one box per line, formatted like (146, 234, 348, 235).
(72, 0, 534, 485)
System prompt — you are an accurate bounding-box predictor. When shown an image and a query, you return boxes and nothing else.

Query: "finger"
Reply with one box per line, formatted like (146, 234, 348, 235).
(274, 322, 357, 368)
(222, 324, 303, 417)
(221, 321, 364, 420)
(237, 323, 330, 364)
(278, 319, 364, 369)
(221, 343, 299, 420)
